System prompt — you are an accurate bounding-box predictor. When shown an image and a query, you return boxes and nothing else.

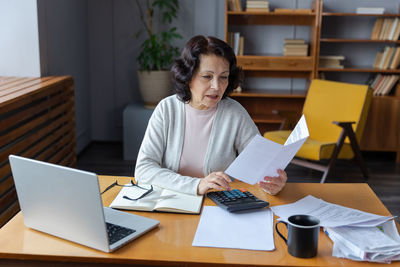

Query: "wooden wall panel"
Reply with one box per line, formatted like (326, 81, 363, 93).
(0, 76, 77, 228)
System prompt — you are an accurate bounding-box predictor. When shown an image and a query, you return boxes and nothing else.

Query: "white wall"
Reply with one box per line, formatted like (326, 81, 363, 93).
(0, 0, 41, 77)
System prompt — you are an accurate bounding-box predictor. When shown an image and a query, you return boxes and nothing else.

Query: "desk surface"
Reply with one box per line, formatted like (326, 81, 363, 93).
(0, 176, 398, 267)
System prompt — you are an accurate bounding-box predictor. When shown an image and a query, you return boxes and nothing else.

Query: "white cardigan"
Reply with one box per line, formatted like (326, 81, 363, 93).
(135, 95, 260, 195)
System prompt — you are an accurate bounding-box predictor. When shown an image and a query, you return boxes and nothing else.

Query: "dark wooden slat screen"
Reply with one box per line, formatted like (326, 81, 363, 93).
(0, 76, 76, 227)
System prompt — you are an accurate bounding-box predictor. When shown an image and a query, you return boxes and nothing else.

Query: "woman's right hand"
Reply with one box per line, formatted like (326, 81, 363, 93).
(197, 171, 232, 195)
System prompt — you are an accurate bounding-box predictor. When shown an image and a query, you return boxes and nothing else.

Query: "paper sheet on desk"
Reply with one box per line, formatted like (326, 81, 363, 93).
(192, 206, 274, 251)
(225, 115, 309, 184)
(270, 195, 394, 228)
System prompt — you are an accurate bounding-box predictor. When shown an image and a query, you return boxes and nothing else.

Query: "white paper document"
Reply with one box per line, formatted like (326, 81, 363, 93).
(192, 206, 275, 251)
(270, 195, 394, 228)
(225, 115, 309, 184)
(326, 219, 400, 263)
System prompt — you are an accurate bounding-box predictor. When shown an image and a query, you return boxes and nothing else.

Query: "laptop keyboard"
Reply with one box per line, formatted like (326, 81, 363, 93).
(106, 222, 136, 245)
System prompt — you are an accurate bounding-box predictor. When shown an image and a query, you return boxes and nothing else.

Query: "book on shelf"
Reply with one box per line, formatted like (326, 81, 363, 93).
(239, 36, 244, 56)
(283, 39, 308, 56)
(319, 55, 345, 69)
(383, 18, 395, 40)
(371, 18, 400, 40)
(378, 47, 390, 68)
(368, 74, 400, 96)
(356, 7, 385, 14)
(110, 184, 204, 214)
(388, 18, 399, 40)
(383, 46, 395, 69)
(374, 46, 400, 69)
(390, 47, 400, 69)
(382, 75, 400, 95)
(373, 51, 383, 68)
(369, 73, 382, 88)
(228, 0, 242, 11)
(371, 18, 383, 40)
(227, 32, 244, 56)
(246, 0, 269, 12)
(233, 32, 240, 55)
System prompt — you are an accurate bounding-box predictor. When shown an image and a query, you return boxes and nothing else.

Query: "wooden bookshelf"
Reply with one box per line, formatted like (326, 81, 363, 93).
(225, 0, 320, 133)
(318, 4, 400, 162)
(225, 0, 399, 161)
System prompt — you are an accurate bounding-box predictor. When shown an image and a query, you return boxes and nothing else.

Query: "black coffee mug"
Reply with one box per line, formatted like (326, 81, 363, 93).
(275, 214, 320, 258)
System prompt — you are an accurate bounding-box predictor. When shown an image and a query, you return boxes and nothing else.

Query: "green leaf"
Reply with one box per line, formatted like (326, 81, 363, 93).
(135, 0, 182, 70)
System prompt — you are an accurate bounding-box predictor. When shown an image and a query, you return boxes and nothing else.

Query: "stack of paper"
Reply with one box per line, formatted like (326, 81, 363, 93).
(271, 195, 400, 263)
(192, 206, 275, 251)
(326, 220, 400, 263)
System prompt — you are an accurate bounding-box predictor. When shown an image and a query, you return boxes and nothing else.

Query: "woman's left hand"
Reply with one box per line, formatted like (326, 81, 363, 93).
(258, 169, 287, 195)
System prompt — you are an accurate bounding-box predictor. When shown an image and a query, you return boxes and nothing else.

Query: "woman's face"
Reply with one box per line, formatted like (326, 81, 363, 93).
(189, 54, 230, 110)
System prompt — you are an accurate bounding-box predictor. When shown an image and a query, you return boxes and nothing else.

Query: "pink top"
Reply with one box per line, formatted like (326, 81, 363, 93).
(178, 103, 217, 178)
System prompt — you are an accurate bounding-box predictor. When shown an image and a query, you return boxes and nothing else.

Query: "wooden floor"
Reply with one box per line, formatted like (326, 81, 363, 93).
(77, 142, 400, 223)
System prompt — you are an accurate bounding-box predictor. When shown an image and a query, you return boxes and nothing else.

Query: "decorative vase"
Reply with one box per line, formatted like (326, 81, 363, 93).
(137, 70, 172, 108)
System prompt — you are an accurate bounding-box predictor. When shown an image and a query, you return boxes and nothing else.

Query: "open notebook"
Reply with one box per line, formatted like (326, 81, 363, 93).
(110, 184, 203, 214)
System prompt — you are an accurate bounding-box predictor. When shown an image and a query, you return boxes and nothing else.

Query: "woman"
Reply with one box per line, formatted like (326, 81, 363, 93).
(135, 35, 287, 196)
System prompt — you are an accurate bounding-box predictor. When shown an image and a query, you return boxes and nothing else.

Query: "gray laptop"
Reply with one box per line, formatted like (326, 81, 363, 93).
(9, 155, 159, 253)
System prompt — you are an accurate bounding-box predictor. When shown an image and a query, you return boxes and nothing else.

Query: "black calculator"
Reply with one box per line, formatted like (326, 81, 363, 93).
(207, 189, 269, 212)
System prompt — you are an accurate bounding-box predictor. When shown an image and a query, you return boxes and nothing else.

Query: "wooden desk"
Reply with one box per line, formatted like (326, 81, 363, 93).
(0, 176, 398, 266)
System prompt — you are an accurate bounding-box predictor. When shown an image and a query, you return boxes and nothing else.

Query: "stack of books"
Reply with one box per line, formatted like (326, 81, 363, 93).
(356, 7, 385, 14)
(246, 0, 269, 12)
(227, 0, 242, 11)
(319, 55, 345, 69)
(227, 32, 244, 56)
(371, 18, 400, 40)
(368, 74, 400, 96)
(283, 39, 308, 56)
(373, 46, 400, 69)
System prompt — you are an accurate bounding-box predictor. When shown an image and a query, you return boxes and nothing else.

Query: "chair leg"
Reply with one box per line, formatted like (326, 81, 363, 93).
(343, 124, 370, 181)
(320, 129, 347, 183)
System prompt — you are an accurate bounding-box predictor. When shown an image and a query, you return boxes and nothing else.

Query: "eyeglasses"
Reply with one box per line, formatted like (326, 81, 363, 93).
(101, 179, 153, 200)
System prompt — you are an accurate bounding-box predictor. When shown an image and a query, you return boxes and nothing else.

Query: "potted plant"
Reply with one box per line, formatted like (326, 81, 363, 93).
(135, 0, 182, 108)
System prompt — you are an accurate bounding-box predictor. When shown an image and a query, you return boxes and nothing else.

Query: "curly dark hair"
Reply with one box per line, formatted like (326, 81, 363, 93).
(171, 35, 243, 102)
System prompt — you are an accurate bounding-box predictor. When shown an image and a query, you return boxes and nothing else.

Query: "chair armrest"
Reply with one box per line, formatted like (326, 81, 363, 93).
(273, 110, 300, 130)
(332, 121, 355, 127)
(332, 121, 356, 137)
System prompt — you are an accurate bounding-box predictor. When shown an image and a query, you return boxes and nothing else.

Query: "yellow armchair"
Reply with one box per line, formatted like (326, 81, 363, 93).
(264, 79, 372, 183)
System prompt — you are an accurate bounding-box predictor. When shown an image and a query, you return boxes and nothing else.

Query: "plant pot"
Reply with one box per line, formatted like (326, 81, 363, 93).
(137, 70, 172, 108)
